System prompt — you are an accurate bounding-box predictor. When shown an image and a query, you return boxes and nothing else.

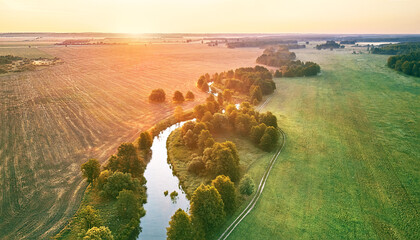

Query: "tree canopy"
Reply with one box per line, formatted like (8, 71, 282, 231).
(81, 159, 101, 184)
(167, 209, 194, 240)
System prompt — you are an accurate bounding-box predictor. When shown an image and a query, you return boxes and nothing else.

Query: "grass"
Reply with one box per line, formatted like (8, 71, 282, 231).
(227, 45, 420, 239)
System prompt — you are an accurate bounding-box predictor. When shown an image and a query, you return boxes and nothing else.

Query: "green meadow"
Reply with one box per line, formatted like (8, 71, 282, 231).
(228, 46, 420, 239)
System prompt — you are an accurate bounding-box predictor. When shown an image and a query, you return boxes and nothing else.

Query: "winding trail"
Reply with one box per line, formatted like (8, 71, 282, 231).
(218, 94, 286, 240)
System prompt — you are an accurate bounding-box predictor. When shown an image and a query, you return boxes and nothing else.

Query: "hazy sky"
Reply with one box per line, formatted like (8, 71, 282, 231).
(0, 0, 419, 33)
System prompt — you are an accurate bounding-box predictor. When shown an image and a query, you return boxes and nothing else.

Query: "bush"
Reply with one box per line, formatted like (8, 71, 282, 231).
(239, 174, 255, 195)
(149, 88, 166, 102)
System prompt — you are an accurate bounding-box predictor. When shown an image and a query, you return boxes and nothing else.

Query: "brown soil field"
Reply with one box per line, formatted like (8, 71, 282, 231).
(0, 44, 262, 239)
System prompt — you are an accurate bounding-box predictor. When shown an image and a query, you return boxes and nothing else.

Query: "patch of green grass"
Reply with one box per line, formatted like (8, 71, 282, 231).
(228, 47, 420, 239)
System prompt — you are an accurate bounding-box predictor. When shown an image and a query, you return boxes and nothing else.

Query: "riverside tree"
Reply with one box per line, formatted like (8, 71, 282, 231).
(81, 159, 101, 184)
(190, 184, 225, 238)
(138, 131, 153, 151)
(167, 209, 194, 240)
(84, 226, 114, 240)
(212, 175, 237, 215)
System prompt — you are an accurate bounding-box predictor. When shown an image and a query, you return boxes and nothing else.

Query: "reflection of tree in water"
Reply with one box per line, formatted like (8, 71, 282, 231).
(170, 191, 179, 203)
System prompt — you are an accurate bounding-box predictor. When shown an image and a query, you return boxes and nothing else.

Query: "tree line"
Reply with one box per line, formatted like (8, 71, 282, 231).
(387, 51, 420, 77)
(149, 88, 195, 103)
(371, 42, 420, 55)
(65, 131, 155, 239)
(315, 41, 343, 50)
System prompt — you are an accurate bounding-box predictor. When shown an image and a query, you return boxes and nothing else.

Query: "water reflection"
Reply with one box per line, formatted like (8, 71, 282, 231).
(138, 122, 190, 240)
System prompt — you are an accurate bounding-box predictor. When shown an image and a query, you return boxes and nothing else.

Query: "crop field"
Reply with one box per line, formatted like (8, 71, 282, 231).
(228, 45, 420, 239)
(0, 43, 262, 239)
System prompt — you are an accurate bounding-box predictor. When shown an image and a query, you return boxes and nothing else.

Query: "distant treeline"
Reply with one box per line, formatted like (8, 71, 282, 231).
(316, 41, 344, 50)
(340, 40, 356, 44)
(371, 42, 420, 55)
(0, 55, 22, 65)
(226, 39, 297, 48)
(387, 51, 420, 77)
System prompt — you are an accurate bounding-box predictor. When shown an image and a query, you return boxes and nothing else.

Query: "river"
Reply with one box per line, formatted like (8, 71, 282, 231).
(137, 122, 190, 240)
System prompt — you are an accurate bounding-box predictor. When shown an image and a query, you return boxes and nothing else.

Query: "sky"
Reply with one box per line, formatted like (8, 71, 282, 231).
(0, 0, 419, 34)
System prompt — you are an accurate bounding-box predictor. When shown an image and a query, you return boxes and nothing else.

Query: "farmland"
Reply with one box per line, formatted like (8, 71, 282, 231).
(227, 45, 420, 239)
(0, 43, 262, 239)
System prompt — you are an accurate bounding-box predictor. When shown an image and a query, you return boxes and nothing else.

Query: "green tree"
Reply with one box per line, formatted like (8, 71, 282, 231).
(97, 170, 112, 190)
(167, 209, 194, 240)
(212, 175, 237, 215)
(117, 189, 144, 220)
(173, 91, 185, 103)
(138, 131, 153, 151)
(116, 143, 145, 177)
(250, 85, 263, 102)
(102, 172, 143, 199)
(204, 141, 240, 182)
(190, 184, 225, 238)
(239, 174, 255, 196)
(81, 159, 101, 184)
(250, 123, 267, 144)
(77, 206, 102, 232)
(259, 111, 278, 128)
(84, 226, 114, 240)
(259, 126, 279, 152)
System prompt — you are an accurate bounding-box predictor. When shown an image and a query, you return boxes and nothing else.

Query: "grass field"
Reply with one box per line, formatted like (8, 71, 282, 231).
(227, 45, 420, 239)
(0, 43, 262, 239)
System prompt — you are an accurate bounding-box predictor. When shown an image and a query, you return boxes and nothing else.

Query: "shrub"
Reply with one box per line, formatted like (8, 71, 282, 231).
(239, 174, 255, 195)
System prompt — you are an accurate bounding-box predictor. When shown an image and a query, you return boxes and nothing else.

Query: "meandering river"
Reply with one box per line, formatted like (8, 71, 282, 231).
(137, 122, 190, 240)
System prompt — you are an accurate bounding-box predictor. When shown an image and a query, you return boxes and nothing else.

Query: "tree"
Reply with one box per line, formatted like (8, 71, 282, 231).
(117, 189, 144, 220)
(102, 172, 143, 199)
(259, 111, 278, 128)
(77, 206, 102, 232)
(250, 123, 267, 144)
(197, 129, 214, 154)
(167, 209, 194, 240)
(222, 89, 233, 102)
(204, 141, 240, 182)
(250, 85, 263, 102)
(138, 131, 153, 151)
(174, 106, 184, 121)
(190, 184, 225, 238)
(115, 143, 145, 177)
(185, 91, 195, 101)
(183, 129, 196, 149)
(259, 126, 279, 152)
(81, 159, 101, 184)
(149, 88, 166, 102)
(239, 174, 255, 195)
(187, 157, 205, 175)
(212, 175, 237, 215)
(97, 170, 112, 190)
(173, 91, 185, 103)
(274, 70, 282, 78)
(84, 226, 114, 240)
